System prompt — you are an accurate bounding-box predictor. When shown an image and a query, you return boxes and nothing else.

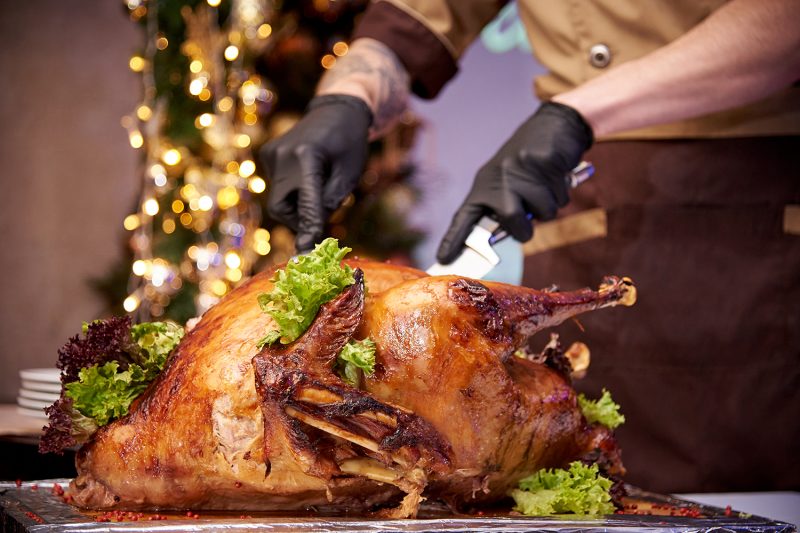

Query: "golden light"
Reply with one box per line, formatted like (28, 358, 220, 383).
(123, 294, 140, 312)
(199, 88, 212, 101)
(197, 113, 215, 127)
(189, 199, 200, 211)
(180, 212, 193, 226)
(156, 36, 169, 50)
(244, 113, 258, 125)
(257, 24, 272, 39)
(181, 183, 198, 199)
(332, 41, 349, 56)
(132, 260, 148, 276)
(182, 41, 200, 56)
(216, 186, 240, 209)
(224, 251, 242, 269)
(185, 167, 202, 182)
(129, 55, 146, 72)
(207, 0, 221, 6)
(143, 198, 160, 216)
(195, 247, 211, 270)
(171, 199, 185, 213)
(234, 134, 251, 148)
(194, 214, 210, 229)
(240, 80, 259, 105)
(245, 176, 264, 194)
(321, 54, 336, 69)
(226, 268, 243, 282)
(189, 60, 203, 73)
(224, 45, 240, 61)
(238, 159, 256, 177)
(163, 218, 176, 234)
(136, 105, 153, 121)
(211, 279, 228, 296)
(130, 5, 147, 20)
(149, 164, 166, 178)
(123, 214, 141, 230)
(129, 130, 144, 149)
(187, 245, 199, 260)
(218, 96, 234, 112)
(241, 5, 260, 27)
(228, 31, 242, 46)
(189, 79, 204, 96)
(224, 173, 240, 186)
(255, 240, 271, 255)
(225, 161, 239, 174)
(162, 148, 182, 166)
(255, 228, 270, 241)
(198, 195, 214, 211)
(151, 262, 169, 287)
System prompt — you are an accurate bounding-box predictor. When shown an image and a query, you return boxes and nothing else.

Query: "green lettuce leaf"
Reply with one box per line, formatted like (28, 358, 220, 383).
(130, 321, 184, 377)
(257, 238, 354, 346)
(68, 406, 100, 445)
(65, 361, 151, 426)
(336, 338, 376, 386)
(42, 319, 184, 454)
(510, 461, 615, 516)
(578, 388, 625, 429)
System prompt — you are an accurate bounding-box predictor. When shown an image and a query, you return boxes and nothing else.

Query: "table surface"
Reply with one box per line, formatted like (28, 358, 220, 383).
(0, 403, 47, 436)
(2, 404, 797, 527)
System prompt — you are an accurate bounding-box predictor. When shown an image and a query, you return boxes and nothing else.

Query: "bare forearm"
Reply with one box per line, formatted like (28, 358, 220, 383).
(317, 38, 410, 137)
(554, 0, 800, 137)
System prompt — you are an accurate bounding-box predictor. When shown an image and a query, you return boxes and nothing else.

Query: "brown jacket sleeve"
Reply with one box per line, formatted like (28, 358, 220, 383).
(353, 0, 508, 99)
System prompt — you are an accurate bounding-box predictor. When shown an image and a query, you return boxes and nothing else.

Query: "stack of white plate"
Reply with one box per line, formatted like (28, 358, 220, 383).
(18, 368, 61, 419)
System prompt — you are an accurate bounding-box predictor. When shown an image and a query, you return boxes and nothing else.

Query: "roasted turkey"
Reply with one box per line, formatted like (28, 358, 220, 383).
(70, 259, 636, 517)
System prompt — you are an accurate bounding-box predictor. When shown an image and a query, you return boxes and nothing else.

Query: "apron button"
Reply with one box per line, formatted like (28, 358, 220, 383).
(589, 43, 611, 68)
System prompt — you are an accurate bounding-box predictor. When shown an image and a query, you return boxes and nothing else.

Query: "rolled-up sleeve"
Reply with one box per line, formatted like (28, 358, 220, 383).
(353, 0, 507, 99)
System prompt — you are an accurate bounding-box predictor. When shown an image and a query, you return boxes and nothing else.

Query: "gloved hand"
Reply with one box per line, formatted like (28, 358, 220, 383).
(436, 101, 594, 264)
(259, 94, 372, 252)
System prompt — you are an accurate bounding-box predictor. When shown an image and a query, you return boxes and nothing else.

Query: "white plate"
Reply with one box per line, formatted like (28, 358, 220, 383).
(16, 405, 49, 419)
(18, 388, 60, 402)
(20, 379, 61, 393)
(17, 396, 52, 410)
(19, 368, 61, 383)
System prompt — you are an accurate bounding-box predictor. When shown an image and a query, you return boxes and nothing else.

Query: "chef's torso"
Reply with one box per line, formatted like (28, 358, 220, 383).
(358, 0, 800, 139)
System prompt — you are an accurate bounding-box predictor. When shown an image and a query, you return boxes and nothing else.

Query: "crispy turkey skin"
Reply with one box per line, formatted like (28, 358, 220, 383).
(71, 258, 635, 516)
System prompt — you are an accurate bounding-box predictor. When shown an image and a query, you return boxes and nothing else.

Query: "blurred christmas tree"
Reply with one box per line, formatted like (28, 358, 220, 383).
(95, 0, 423, 324)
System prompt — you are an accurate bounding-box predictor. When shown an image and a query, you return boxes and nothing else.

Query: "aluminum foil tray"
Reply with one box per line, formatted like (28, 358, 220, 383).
(1, 480, 794, 532)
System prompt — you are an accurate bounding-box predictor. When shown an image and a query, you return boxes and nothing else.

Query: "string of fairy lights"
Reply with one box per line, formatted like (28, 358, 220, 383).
(120, 0, 354, 321)
(121, 0, 269, 320)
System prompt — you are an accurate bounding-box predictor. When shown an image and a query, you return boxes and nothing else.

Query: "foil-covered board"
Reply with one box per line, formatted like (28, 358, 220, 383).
(0, 480, 794, 532)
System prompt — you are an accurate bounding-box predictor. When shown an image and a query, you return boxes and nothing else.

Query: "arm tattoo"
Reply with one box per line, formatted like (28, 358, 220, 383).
(317, 39, 410, 135)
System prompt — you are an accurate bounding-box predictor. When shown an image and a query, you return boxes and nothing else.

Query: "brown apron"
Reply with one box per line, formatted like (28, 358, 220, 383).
(522, 136, 800, 493)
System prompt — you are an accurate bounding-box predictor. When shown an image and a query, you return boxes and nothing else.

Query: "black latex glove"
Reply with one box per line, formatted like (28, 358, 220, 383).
(437, 101, 594, 264)
(259, 94, 372, 252)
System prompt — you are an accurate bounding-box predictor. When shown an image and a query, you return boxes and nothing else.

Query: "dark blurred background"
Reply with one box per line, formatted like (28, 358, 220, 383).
(0, 2, 141, 402)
